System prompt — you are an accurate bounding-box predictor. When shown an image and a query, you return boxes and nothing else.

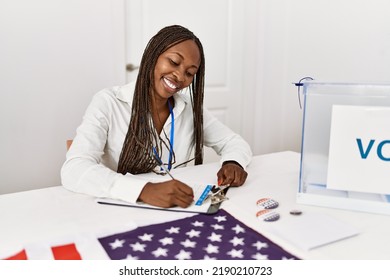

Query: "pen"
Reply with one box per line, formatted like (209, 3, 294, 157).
(153, 147, 175, 180)
(158, 162, 175, 180)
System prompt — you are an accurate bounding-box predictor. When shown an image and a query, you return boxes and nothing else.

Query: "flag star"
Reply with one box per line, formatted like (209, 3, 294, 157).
(152, 247, 169, 258)
(207, 232, 222, 242)
(159, 237, 174, 246)
(181, 239, 196, 248)
(175, 249, 192, 260)
(124, 254, 139, 260)
(229, 236, 245, 246)
(227, 249, 244, 258)
(214, 215, 227, 222)
(109, 239, 125, 250)
(204, 243, 219, 254)
(232, 224, 245, 234)
(129, 242, 146, 252)
(192, 220, 204, 227)
(166, 226, 180, 234)
(252, 252, 269, 260)
(138, 233, 153, 242)
(186, 229, 201, 238)
(211, 224, 224, 230)
(252, 241, 269, 250)
(204, 255, 217, 260)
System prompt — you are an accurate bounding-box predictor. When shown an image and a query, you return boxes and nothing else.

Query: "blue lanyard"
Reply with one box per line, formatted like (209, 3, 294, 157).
(153, 99, 175, 172)
(167, 99, 174, 170)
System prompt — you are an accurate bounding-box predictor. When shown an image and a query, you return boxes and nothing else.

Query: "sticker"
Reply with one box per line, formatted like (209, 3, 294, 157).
(256, 209, 280, 222)
(256, 198, 279, 209)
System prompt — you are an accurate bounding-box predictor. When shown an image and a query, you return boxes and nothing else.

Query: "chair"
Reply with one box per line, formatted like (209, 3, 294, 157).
(66, 140, 73, 151)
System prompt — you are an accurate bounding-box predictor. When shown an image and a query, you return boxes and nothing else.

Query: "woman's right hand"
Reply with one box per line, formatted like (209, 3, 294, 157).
(138, 180, 194, 208)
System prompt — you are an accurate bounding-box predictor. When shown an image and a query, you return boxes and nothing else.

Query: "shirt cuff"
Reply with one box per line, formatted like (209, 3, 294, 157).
(110, 174, 148, 203)
(222, 160, 244, 169)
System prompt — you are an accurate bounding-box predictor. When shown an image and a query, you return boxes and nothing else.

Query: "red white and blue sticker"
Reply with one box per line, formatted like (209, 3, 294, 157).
(256, 198, 279, 209)
(256, 209, 280, 222)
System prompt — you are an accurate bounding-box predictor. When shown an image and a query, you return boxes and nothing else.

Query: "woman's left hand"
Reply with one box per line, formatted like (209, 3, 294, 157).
(216, 162, 248, 187)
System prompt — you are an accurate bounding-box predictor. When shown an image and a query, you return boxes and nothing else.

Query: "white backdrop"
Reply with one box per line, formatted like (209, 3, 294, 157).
(0, 0, 126, 194)
(253, 0, 390, 155)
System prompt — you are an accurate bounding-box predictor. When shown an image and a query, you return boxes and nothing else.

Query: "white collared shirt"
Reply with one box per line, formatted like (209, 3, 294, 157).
(61, 82, 252, 203)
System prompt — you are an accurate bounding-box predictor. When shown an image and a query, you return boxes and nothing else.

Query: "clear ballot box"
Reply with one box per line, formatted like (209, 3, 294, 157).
(297, 82, 390, 215)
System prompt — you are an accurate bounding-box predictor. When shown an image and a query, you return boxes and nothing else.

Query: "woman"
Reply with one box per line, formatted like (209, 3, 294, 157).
(61, 25, 252, 208)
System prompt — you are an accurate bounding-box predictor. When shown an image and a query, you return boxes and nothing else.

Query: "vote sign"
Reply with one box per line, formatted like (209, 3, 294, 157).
(327, 105, 390, 194)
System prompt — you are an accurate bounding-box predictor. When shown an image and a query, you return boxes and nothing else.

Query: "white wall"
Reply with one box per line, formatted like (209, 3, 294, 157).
(253, 0, 390, 155)
(0, 0, 125, 194)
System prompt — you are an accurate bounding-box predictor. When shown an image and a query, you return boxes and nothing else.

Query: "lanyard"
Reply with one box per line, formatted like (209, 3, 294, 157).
(153, 99, 175, 172)
(167, 99, 174, 170)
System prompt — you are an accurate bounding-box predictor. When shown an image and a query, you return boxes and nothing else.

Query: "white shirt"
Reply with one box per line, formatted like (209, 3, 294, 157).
(61, 82, 252, 203)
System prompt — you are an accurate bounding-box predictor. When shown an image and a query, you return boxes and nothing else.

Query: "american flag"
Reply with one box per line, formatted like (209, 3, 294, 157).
(98, 209, 298, 260)
(3, 244, 81, 260)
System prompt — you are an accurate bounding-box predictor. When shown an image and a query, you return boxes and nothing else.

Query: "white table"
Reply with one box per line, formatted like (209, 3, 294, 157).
(1, 151, 390, 259)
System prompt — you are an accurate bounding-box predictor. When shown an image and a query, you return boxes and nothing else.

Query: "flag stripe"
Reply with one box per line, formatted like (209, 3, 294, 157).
(4, 249, 28, 260)
(51, 243, 82, 260)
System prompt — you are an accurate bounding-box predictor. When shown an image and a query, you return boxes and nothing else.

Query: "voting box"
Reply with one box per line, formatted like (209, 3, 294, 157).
(298, 82, 390, 215)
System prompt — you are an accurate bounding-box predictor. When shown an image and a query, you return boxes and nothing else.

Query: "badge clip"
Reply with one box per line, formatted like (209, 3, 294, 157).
(204, 185, 230, 205)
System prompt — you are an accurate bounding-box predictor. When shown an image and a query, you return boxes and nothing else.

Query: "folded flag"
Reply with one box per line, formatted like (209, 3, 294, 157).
(98, 209, 298, 260)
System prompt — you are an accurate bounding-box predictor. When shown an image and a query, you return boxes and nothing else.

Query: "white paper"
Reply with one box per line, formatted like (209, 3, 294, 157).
(266, 212, 360, 251)
(327, 105, 390, 194)
(96, 182, 216, 213)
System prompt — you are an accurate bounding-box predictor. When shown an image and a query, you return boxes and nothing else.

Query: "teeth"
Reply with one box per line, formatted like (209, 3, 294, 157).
(164, 78, 177, 90)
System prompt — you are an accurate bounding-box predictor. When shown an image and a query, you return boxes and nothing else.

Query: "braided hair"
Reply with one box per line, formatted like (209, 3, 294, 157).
(117, 25, 205, 175)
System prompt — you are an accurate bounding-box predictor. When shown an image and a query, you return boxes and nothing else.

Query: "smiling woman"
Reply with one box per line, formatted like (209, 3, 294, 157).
(61, 25, 252, 209)
(154, 40, 200, 97)
(118, 26, 206, 176)
(151, 40, 201, 135)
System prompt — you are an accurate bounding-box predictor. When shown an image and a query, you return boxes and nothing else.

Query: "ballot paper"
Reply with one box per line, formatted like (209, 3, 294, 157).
(96, 183, 223, 214)
(264, 212, 360, 251)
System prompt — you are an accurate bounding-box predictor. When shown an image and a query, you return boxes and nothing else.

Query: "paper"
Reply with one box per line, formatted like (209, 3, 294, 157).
(266, 212, 359, 251)
(96, 183, 219, 214)
(327, 105, 390, 194)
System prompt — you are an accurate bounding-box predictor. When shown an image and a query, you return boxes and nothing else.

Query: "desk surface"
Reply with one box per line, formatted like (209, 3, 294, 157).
(1, 151, 390, 259)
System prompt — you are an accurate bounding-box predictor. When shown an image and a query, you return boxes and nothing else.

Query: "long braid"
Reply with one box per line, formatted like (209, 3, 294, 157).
(117, 25, 205, 175)
(191, 62, 205, 165)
